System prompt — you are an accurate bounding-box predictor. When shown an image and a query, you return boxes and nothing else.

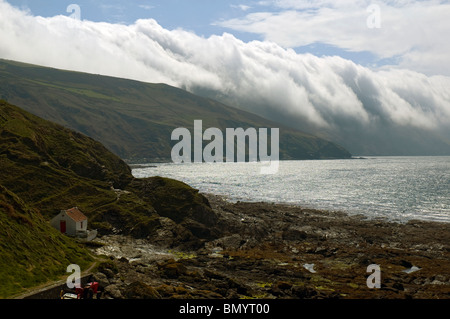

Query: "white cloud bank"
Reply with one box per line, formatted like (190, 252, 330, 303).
(0, 0, 449, 154)
(218, 0, 450, 76)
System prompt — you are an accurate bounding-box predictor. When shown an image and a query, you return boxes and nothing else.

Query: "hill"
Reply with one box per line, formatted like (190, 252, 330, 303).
(0, 183, 93, 298)
(0, 100, 220, 297)
(0, 59, 351, 162)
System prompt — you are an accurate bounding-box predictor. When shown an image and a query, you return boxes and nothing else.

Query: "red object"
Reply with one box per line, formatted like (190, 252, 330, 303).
(60, 220, 66, 233)
(75, 287, 84, 299)
(90, 282, 99, 293)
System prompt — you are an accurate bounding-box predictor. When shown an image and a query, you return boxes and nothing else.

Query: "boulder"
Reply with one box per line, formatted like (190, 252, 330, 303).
(123, 282, 161, 299)
(104, 284, 123, 299)
(158, 259, 188, 278)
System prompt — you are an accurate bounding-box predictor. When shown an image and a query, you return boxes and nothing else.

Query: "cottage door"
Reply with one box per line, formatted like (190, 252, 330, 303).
(60, 220, 66, 233)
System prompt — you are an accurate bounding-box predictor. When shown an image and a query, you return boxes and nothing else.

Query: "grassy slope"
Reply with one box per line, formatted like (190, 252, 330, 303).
(0, 100, 129, 297)
(0, 100, 131, 212)
(0, 100, 168, 235)
(0, 100, 221, 297)
(0, 184, 93, 298)
(0, 59, 351, 161)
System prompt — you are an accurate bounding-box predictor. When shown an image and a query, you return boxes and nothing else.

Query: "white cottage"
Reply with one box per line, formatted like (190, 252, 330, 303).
(50, 207, 88, 237)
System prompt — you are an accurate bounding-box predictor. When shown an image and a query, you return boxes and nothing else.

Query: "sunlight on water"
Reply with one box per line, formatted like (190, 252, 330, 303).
(132, 157, 450, 223)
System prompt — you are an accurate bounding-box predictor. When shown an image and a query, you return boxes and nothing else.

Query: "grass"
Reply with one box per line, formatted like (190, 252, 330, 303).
(0, 58, 352, 162)
(0, 185, 94, 298)
(24, 78, 121, 102)
(168, 250, 197, 260)
(0, 100, 219, 297)
(256, 282, 273, 289)
(0, 101, 129, 297)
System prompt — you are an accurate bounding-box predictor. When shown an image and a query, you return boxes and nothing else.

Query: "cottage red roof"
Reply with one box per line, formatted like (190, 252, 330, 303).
(65, 207, 87, 222)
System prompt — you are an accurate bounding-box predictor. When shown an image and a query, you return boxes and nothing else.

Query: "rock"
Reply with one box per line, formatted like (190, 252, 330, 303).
(101, 268, 116, 279)
(175, 286, 189, 295)
(269, 286, 283, 297)
(181, 218, 216, 240)
(104, 284, 123, 299)
(269, 281, 293, 297)
(207, 234, 245, 250)
(87, 193, 450, 300)
(399, 260, 413, 268)
(434, 275, 447, 282)
(275, 281, 293, 290)
(282, 228, 307, 241)
(303, 264, 316, 273)
(92, 272, 110, 288)
(393, 283, 404, 291)
(412, 278, 424, 285)
(155, 284, 176, 297)
(227, 277, 250, 296)
(191, 290, 224, 299)
(291, 286, 318, 299)
(123, 282, 161, 299)
(97, 260, 119, 279)
(158, 259, 188, 278)
(136, 265, 148, 274)
(430, 275, 450, 285)
(402, 266, 421, 274)
(149, 217, 202, 250)
(129, 177, 219, 241)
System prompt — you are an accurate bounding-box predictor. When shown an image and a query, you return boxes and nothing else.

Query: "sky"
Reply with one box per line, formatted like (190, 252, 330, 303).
(4, 0, 449, 73)
(1, 0, 450, 155)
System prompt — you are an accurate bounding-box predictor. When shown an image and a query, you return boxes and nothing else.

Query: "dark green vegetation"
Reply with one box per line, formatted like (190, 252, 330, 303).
(0, 184, 92, 298)
(0, 100, 215, 298)
(0, 59, 351, 162)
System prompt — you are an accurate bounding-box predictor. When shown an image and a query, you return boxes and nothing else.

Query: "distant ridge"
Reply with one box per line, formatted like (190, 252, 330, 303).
(0, 59, 351, 162)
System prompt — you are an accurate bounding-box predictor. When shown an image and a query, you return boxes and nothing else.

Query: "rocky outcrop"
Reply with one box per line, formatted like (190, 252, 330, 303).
(128, 177, 220, 248)
(88, 194, 450, 299)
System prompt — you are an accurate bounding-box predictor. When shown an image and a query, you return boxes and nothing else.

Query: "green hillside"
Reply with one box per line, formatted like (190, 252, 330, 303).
(0, 184, 93, 298)
(0, 100, 132, 214)
(0, 100, 218, 297)
(0, 59, 351, 162)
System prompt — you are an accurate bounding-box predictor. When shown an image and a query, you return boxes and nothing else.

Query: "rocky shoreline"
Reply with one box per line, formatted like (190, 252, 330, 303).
(87, 194, 450, 299)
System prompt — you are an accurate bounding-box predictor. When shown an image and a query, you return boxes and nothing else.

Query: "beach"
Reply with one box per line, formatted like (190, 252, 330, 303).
(87, 193, 450, 299)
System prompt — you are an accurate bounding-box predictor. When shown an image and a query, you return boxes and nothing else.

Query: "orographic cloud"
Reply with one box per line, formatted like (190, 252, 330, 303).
(0, 0, 449, 155)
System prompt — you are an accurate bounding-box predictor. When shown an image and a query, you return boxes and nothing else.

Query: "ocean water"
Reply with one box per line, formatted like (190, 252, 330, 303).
(132, 156, 450, 223)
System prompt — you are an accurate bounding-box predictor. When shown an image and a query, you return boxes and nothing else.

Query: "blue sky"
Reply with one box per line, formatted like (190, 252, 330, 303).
(5, 0, 388, 68)
(7, 1, 252, 34)
(4, 0, 450, 76)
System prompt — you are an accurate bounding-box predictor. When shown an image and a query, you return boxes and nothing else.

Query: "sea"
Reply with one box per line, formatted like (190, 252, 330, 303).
(131, 156, 450, 223)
